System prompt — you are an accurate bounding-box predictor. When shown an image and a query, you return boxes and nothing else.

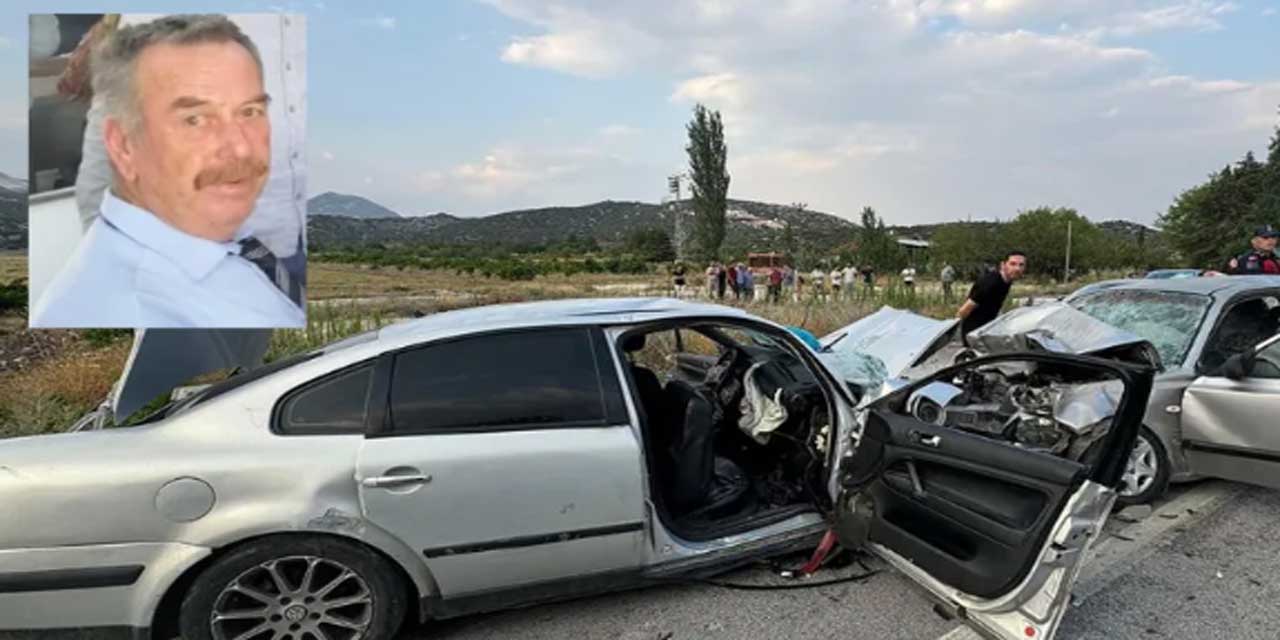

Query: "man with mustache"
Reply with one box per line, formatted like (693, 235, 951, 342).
(32, 15, 304, 328)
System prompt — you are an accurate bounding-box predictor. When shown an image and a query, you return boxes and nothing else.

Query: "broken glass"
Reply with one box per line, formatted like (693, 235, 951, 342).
(1067, 289, 1212, 368)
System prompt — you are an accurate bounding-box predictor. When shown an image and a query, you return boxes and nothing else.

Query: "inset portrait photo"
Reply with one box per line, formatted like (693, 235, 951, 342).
(27, 13, 307, 328)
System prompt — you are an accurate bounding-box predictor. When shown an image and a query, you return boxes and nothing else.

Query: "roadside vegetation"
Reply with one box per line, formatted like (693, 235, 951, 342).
(0, 256, 1121, 440)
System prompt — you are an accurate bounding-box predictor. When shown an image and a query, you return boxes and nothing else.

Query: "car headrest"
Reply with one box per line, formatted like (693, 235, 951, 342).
(622, 333, 647, 352)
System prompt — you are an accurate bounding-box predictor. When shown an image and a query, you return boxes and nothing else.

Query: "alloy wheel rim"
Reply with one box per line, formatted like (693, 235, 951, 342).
(1120, 434, 1158, 498)
(210, 555, 374, 640)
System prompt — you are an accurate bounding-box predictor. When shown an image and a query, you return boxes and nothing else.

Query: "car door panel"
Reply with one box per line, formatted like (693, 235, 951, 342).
(356, 326, 649, 599)
(835, 352, 1153, 640)
(1182, 375, 1280, 490)
(359, 426, 647, 597)
(850, 412, 1085, 598)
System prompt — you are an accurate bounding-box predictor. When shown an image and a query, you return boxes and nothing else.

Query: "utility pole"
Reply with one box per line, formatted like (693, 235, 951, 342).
(1064, 219, 1073, 283)
(668, 173, 687, 261)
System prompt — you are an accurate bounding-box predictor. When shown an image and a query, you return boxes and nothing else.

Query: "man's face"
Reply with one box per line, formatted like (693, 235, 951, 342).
(1002, 255, 1027, 281)
(1256, 235, 1279, 253)
(113, 40, 270, 242)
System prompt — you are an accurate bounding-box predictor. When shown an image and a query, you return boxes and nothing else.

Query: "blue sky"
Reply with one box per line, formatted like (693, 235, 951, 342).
(3, 0, 1279, 225)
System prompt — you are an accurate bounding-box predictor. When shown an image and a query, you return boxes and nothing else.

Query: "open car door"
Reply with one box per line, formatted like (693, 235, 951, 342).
(1180, 333, 1280, 490)
(832, 352, 1154, 640)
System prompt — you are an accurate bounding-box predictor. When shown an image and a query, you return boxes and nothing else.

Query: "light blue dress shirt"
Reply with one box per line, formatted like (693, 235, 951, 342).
(31, 191, 306, 328)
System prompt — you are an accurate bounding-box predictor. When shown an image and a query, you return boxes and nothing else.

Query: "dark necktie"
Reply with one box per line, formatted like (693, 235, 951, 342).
(238, 236, 301, 306)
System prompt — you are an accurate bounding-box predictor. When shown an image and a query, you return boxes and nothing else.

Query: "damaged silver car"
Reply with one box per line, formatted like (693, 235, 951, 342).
(0, 297, 1154, 640)
(822, 274, 1280, 505)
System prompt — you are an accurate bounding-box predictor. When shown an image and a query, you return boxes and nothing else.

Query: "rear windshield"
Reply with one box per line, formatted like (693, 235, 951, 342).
(1067, 289, 1212, 367)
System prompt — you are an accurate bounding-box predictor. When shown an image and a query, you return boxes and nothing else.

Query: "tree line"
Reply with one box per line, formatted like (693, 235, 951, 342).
(682, 102, 1279, 279)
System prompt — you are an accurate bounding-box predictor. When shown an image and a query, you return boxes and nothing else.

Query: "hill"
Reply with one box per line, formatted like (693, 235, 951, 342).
(305, 197, 857, 252)
(307, 192, 403, 219)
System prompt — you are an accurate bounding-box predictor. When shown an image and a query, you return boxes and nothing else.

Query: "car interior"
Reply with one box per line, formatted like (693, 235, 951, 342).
(1199, 296, 1280, 373)
(843, 357, 1131, 597)
(618, 323, 834, 540)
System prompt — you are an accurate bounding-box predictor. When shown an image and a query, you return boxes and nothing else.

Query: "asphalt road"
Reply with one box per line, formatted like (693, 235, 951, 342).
(401, 482, 1279, 640)
(1060, 485, 1280, 640)
(406, 555, 953, 640)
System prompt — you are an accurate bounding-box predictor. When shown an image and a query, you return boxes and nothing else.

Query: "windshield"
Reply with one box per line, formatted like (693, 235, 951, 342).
(1067, 289, 1212, 367)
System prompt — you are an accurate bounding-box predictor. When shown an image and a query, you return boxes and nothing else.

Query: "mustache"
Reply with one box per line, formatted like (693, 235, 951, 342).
(194, 158, 269, 190)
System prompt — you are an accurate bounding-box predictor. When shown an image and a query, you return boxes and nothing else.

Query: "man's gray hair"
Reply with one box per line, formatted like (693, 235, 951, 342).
(91, 14, 263, 133)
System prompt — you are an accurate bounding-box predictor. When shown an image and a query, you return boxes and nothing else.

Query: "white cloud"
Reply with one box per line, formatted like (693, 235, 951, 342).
(1263, 6, 1278, 16)
(598, 124, 638, 137)
(917, 0, 1240, 36)
(362, 15, 396, 30)
(1149, 75, 1252, 93)
(363, 177, 374, 185)
(472, 0, 1279, 223)
(0, 36, 11, 49)
(670, 73, 748, 109)
(321, 150, 335, 161)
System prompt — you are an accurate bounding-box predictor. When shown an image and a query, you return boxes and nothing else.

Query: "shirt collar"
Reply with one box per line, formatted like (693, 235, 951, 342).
(99, 190, 242, 282)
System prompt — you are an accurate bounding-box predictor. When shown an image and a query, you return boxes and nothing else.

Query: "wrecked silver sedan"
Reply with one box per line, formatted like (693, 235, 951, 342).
(822, 274, 1280, 505)
(0, 297, 1153, 640)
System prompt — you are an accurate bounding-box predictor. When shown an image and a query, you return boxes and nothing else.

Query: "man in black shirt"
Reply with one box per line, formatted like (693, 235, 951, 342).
(957, 251, 1027, 343)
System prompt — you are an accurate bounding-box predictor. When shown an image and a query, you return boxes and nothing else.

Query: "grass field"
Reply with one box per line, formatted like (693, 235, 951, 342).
(0, 252, 1114, 439)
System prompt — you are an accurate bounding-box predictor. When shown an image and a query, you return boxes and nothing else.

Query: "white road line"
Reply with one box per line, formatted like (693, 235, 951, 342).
(934, 480, 1242, 640)
(1070, 480, 1240, 606)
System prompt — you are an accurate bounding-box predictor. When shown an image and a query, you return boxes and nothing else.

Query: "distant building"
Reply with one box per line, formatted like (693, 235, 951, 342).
(895, 237, 930, 267)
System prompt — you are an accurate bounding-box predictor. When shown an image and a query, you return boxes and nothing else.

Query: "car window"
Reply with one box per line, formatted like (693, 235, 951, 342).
(389, 328, 611, 433)
(1068, 289, 1212, 367)
(278, 364, 374, 434)
(1200, 296, 1280, 373)
(1252, 337, 1280, 379)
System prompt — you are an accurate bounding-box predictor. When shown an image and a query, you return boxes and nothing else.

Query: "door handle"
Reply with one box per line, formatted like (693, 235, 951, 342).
(361, 474, 431, 489)
(914, 433, 942, 448)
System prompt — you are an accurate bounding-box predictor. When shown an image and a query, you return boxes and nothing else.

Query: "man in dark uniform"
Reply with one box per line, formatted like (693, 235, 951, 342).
(1224, 225, 1280, 275)
(957, 251, 1027, 344)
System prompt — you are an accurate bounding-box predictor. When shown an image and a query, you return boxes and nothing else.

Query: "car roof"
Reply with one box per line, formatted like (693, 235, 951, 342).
(375, 296, 755, 344)
(1074, 275, 1280, 298)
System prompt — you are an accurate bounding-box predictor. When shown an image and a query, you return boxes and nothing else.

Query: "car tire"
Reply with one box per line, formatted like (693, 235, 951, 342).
(1116, 427, 1170, 506)
(178, 535, 409, 640)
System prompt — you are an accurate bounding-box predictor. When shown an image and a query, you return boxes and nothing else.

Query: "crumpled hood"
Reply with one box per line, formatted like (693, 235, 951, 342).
(811, 302, 1160, 399)
(816, 307, 958, 387)
(966, 302, 1162, 369)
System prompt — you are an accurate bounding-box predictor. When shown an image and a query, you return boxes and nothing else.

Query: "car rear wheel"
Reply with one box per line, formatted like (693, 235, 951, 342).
(179, 535, 408, 640)
(1117, 427, 1169, 506)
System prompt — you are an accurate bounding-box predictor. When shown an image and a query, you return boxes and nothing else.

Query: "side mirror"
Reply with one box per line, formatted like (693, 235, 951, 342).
(1220, 353, 1254, 380)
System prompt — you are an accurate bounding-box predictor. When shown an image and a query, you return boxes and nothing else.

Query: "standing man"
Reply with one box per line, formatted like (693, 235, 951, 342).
(1223, 226, 1280, 275)
(672, 261, 687, 298)
(810, 266, 826, 302)
(901, 265, 916, 290)
(860, 265, 875, 296)
(829, 265, 843, 300)
(940, 262, 956, 302)
(768, 265, 783, 303)
(737, 262, 754, 301)
(842, 264, 858, 300)
(957, 251, 1026, 343)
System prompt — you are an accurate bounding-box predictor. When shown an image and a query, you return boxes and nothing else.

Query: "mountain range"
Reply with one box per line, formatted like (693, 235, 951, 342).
(0, 184, 1160, 255)
(305, 193, 858, 252)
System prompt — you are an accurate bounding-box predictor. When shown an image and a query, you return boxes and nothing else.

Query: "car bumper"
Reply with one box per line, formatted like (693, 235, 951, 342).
(0, 542, 211, 631)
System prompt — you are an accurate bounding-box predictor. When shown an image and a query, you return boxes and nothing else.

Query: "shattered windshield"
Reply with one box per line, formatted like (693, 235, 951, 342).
(1067, 289, 1212, 367)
